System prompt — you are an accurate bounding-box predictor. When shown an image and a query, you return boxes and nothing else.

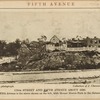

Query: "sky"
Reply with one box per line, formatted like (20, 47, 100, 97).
(0, 9, 100, 42)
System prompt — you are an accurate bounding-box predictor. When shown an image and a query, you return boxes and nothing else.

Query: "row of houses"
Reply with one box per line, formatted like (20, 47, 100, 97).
(46, 35, 100, 51)
(20, 35, 100, 52)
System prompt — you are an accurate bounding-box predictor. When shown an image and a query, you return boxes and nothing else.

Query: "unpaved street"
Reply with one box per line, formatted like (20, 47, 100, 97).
(0, 69, 100, 84)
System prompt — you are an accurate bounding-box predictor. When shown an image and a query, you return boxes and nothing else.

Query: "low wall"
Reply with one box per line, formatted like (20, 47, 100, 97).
(65, 47, 97, 51)
(46, 45, 99, 51)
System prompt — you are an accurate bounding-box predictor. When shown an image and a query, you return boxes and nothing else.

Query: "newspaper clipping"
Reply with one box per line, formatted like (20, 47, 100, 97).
(0, 0, 100, 99)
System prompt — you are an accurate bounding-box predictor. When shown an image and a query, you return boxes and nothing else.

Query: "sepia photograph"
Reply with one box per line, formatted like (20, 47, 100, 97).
(0, 9, 100, 85)
(0, 0, 100, 99)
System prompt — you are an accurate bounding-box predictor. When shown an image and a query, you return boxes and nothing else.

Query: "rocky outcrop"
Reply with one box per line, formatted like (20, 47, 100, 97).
(20, 51, 100, 71)
(17, 42, 100, 71)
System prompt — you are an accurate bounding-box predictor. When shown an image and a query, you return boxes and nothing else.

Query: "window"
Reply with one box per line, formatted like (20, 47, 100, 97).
(55, 43, 59, 46)
(89, 45, 91, 47)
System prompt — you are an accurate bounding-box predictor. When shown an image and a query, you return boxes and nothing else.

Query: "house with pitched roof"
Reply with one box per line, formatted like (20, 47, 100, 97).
(46, 35, 67, 51)
(46, 35, 100, 52)
(50, 35, 61, 44)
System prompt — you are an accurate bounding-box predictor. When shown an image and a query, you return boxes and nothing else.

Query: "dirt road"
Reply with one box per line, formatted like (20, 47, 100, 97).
(0, 69, 100, 84)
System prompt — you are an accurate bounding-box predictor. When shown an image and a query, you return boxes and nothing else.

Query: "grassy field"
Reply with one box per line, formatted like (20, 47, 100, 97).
(0, 69, 100, 84)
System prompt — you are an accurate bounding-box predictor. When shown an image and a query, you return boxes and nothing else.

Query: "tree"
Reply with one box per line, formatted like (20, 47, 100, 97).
(62, 38, 67, 43)
(5, 40, 21, 56)
(41, 35, 47, 42)
(6, 42, 17, 56)
(37, 35, 47, 42)
(0, 40, 6, 56)
(15, 39, 21, 49)
(22, 38, 30, 47)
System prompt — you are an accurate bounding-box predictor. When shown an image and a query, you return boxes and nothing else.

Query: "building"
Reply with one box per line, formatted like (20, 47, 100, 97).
(50, 35, 61, 44)
(85, 37, 100, 47)
(67, 39, 86, 47)
(46, 35, 67, 51)
(46, 35, 100, 52)
(67, 37, 100, 48)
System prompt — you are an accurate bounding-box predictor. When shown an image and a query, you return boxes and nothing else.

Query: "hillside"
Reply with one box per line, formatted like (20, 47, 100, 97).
(17, 43, 100, 71)
(0, 42, 100, 72)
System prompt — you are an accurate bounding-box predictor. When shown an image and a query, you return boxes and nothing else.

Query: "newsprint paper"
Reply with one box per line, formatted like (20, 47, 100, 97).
(0, 0, 100, 100)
